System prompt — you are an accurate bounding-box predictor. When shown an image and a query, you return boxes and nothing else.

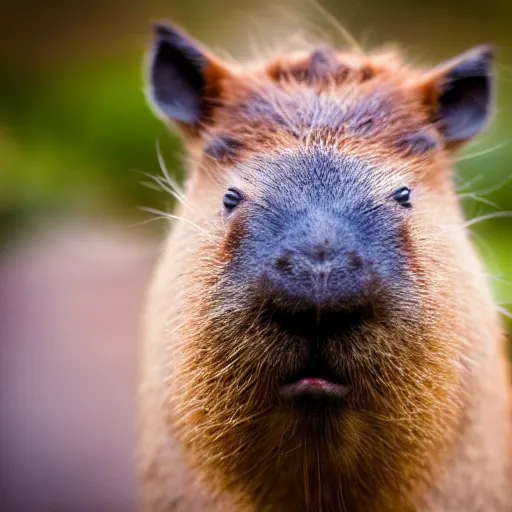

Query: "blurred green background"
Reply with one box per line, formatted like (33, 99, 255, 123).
(0, 1, 511, 510)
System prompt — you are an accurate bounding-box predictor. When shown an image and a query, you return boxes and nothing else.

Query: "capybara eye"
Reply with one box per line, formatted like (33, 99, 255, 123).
(393, 186, 412, 208)
(223, 188, 243, 212)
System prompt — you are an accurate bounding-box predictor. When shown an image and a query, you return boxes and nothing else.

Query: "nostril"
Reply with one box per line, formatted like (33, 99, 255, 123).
(275, 255, 293, 274)
(349, 250, 363, 270)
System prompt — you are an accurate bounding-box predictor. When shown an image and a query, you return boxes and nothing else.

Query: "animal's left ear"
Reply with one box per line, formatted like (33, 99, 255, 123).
(419, 46, 494, 147)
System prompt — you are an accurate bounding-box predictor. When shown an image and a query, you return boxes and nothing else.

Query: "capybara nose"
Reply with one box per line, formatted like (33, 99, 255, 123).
(265, 231, 375, 311)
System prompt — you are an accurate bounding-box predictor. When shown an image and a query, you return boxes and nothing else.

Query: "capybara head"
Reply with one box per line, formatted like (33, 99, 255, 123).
(145, 23, 495, 510)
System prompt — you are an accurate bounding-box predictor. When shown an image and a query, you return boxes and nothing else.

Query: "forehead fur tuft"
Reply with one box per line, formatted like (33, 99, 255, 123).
(200, 46, 433, 162)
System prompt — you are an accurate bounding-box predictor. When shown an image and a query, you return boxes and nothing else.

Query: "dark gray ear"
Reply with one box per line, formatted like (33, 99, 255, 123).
(430, 46, 494, 143)
(146, 23, 228, 127)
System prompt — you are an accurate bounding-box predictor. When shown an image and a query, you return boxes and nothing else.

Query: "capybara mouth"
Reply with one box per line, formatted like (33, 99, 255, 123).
(263, 304, 373, 403)
(279, 364, 350, 402)
(280, 377, 350, 401)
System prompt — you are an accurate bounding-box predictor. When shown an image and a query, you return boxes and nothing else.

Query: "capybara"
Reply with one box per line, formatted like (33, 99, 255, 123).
(138, 22, 511, 511)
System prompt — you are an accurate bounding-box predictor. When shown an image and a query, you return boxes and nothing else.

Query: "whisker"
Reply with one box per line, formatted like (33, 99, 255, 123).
(154, 140, 213, 219)
(156, 139, 185, 194)
(138, 179, 162, 192)
(134, 169, 198, 214)
(459, 173, 512, 198)
(307, 0, 365, 56)
(464, 211, 512, 228)
(497, 307, 512, 320)
(138, 206, 214, 237)
(131, 215, 175, 228)
(455, 174, 484, 193)
(456, 141, 509, 162)
(484, 274, 512, 287)
(155, 138, 204, 214)
(458, 193, 500, 209)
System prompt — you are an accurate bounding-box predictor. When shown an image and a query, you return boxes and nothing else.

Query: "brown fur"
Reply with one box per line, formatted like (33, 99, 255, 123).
(138, 26, 511, 511)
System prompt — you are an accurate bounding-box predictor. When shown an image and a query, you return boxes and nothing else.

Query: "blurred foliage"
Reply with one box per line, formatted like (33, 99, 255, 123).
(0, 0, 511, 326)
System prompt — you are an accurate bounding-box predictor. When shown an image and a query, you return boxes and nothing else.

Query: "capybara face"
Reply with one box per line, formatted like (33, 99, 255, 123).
(145, 24, 494, 510)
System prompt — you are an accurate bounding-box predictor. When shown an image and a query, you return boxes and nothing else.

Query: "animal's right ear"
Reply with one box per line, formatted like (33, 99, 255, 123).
(145, 23, 231, 135)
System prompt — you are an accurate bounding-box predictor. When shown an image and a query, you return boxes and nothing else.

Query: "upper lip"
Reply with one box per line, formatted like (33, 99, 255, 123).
(265, 302, 372, 343)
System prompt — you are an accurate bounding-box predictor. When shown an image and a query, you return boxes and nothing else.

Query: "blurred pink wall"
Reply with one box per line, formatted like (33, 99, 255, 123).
(0, 224, 158, 511)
